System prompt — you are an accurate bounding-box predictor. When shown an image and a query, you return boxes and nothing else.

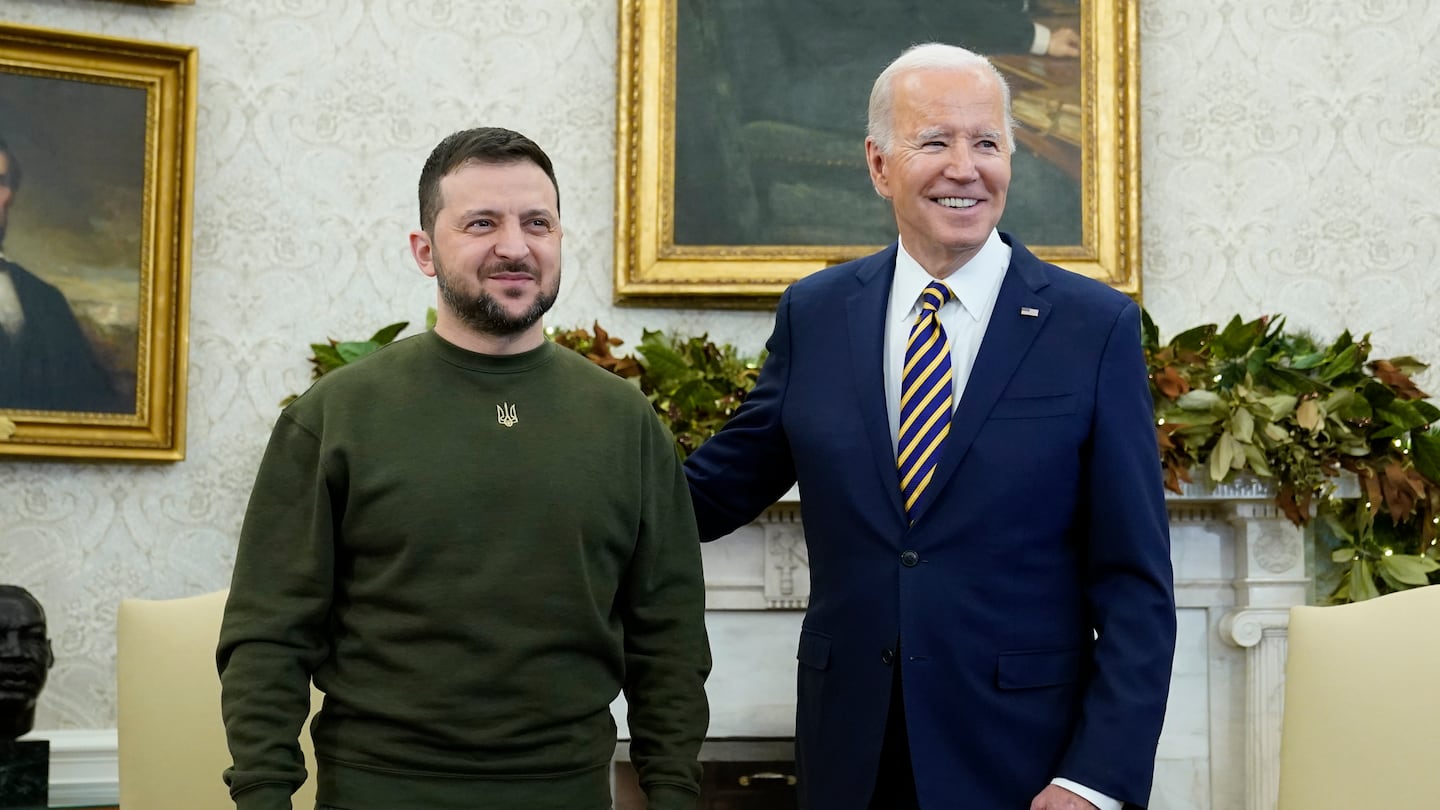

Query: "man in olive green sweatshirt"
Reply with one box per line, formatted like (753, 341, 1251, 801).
(218, 127, 711, 810)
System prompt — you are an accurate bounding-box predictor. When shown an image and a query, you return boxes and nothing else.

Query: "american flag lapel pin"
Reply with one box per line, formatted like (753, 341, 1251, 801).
(1020, 306, 1039, 317)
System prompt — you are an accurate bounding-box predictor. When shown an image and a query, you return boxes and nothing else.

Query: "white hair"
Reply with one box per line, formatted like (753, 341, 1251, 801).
(866, 42, 1016, 154)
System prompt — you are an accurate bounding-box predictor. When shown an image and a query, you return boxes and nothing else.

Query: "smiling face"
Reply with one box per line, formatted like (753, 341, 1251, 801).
(866, 66, 1012, 278)
(409, 159, 562, 353)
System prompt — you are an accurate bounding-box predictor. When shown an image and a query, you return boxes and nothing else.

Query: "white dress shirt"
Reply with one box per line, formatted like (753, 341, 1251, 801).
(0, 251, 25, 340)
(880, 230, 1124, 810)
(883, 230, 1008, 451)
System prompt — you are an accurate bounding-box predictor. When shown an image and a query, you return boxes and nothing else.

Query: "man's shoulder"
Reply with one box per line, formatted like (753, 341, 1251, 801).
(284, 331, 426, 412)
(1, 259, 62, 298)
(549, 344, 653, 408)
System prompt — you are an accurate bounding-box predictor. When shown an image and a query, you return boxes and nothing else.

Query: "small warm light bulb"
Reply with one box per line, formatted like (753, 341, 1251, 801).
(1212, 374, 1223, 383)
(1384, 548, 1394, 557)
(1157, 418, 1167, 426)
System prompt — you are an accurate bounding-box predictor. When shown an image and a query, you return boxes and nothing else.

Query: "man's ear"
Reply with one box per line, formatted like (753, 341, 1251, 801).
(44, 639, 54, 669)
(408, 230, 436, 278)
(865, 137, 892, 200)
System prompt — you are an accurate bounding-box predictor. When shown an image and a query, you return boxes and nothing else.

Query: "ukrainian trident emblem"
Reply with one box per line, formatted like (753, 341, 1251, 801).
(497, 402, 518, 427)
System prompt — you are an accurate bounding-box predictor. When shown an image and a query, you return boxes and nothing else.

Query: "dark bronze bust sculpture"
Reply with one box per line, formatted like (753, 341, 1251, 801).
(0, 585, 53, 741)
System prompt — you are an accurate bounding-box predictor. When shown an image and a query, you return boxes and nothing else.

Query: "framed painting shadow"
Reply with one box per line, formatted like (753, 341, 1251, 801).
(0, 22, 197, 460)
(614, 0, 1140, 307)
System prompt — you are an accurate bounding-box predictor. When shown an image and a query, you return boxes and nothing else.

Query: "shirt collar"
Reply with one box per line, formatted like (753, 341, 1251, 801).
(891, 230, 1010, 323)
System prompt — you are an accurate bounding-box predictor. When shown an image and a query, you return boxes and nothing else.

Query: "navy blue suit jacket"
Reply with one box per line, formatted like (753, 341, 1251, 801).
(685, 236, 1176, 808)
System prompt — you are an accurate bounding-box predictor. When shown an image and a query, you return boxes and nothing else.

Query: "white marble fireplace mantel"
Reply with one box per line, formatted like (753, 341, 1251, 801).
(616, 479, 1325, 810)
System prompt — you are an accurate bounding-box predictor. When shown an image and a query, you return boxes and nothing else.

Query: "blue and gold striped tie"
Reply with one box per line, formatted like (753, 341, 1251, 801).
(898, 280, 954, 518)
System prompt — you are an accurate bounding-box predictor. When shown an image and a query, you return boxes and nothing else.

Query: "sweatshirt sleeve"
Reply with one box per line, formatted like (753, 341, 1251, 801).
(216, 411, 336, 809)
(618, 413, 712, 807)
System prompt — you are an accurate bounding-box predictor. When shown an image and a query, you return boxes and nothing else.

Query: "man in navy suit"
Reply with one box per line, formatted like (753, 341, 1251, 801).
(685, 43, 1176, 809)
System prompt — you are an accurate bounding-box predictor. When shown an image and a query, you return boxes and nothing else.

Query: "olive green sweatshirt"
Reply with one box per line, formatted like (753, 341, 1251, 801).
(218, 332, 710, 810)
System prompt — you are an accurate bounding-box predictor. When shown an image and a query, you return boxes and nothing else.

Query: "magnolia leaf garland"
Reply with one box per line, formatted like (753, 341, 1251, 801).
(1146, 312, 1439, 602)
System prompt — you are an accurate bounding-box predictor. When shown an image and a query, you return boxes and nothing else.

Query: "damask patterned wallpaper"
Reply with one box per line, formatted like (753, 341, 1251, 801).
(1, 0, 1437, 731)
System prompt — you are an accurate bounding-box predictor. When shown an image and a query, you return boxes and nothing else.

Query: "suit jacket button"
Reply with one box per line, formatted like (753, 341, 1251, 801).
(881, 648, 895, 665)
(900, 550, 919, 567)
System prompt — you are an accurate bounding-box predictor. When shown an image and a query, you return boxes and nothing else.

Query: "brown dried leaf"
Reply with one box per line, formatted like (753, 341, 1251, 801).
(1156, 423, 1180, 452)
(1276, 484, 1307, 525)
(1154, 366, 1191, 399)
(1163, 466, 1181, 495)
(1360, 467, 1383, 518)
(1378, 463, 1426, 523)
(582, 321, 643, 379)
(1368, 359, 1430, 400)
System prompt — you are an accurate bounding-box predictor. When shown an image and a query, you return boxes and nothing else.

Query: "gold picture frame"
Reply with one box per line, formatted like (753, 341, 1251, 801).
(0, 22, 197, 460)
(614, 0, 1140, 307)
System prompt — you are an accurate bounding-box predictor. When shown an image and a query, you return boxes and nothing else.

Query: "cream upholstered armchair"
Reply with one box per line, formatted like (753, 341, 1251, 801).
(117, 589, 320, 810)
(1277, 584, 1440, 810)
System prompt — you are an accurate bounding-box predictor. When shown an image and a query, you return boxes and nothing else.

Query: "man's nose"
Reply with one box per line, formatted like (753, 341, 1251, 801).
(944, 148, 979, 180)
(0, 629, 21, 656)
(493, 221, 530, 259)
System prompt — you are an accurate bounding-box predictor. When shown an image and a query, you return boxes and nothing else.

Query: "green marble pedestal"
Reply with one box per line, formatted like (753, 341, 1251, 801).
(0, 739, 48, 809)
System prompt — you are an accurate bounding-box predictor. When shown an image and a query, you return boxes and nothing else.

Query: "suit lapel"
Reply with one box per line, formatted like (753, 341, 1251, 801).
(845, 246, 908, 520)
(912, 239, 1051, 523)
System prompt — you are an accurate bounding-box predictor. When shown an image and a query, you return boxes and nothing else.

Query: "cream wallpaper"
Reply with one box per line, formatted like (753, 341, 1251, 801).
(1, 0, 1437, 732)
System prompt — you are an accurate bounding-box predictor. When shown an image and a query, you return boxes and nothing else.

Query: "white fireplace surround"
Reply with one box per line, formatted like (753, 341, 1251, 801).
(35, 479, 1321, 809)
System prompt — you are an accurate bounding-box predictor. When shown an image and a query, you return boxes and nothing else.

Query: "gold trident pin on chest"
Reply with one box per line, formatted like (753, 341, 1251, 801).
(497, 402, 518, 427)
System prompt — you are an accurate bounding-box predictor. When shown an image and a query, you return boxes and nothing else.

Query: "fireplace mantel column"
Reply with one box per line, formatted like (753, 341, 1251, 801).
(1217, 500, 1309, 810)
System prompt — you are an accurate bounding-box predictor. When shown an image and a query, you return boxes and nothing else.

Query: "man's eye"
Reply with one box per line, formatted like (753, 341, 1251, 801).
(468, 219, 492, 229)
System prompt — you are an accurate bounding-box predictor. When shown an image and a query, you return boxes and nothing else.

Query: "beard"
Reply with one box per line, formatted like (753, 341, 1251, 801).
(435, 257, 559, 338)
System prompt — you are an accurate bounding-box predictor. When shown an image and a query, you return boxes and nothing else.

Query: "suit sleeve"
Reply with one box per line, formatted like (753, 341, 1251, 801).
(684, 288, 799, 540)
(1057, 300, 1177, 804)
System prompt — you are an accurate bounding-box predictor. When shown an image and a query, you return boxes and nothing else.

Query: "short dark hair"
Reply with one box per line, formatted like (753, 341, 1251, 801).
(417, 127, 558, 233)
(0, 134, 20, 191)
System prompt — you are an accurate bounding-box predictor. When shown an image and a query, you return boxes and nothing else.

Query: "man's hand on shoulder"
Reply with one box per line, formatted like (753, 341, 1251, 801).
(1031, 783, 1099, 810)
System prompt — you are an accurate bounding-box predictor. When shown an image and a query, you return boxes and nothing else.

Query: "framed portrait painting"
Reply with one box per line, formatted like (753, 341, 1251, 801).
(0, 23, 197, 460)
(614, 0, 1140, 306)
